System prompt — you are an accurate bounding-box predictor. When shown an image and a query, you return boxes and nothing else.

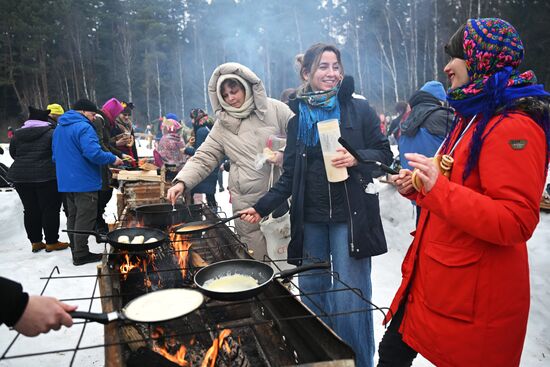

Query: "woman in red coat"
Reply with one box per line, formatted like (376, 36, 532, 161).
(378, 18, 550, 367)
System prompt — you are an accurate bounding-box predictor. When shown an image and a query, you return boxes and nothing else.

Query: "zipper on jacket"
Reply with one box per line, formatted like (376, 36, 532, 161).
(344, 181, 355, 252)
(328, 182, 332, 219)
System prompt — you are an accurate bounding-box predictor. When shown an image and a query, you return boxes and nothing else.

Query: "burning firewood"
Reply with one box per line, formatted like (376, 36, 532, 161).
(191, 251, 208, 267)
(120, 325, 147, 352)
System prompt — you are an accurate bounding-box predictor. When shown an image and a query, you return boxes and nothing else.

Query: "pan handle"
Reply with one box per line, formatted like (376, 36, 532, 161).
(63, 229, 106, 243)
(274, 261, 331, 280)
(338, 137, 398, 175)
(215, 212, 242, 226)
(70, 311, 120, 324)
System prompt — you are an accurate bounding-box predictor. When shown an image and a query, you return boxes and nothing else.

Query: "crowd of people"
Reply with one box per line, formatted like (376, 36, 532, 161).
(1, 17, 549, 367)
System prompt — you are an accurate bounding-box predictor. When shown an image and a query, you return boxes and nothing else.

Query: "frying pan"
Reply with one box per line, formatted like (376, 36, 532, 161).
(63, 227, 167, 251)
(173, 213, 242, 234)
(70, 288, 204, 324)
(194, 259, 330, 301)
(133, 202, 189, 229)
(338, 137, 398, 174)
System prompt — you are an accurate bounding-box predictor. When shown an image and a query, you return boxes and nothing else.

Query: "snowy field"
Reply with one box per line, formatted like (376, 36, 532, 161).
(0, 141, 548, 366)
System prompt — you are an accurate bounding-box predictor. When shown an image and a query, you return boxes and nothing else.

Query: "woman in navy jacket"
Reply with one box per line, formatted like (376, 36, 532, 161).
(241, 43, 392, 367)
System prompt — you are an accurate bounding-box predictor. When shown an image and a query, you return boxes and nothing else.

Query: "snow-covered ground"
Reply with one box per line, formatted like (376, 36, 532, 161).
(0, 141, 548, 366)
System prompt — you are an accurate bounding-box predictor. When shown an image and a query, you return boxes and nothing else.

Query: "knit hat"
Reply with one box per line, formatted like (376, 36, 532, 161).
(420, 81, 446, 101)
(72, 99, 99, 113)
(46, 103, 65, 116)
(165, 113, 179, 121)
(161, 118, 182, 133)
(28, 106, 51, 122)
(121, 101, 134, 115)
(101, 98, 124, 122)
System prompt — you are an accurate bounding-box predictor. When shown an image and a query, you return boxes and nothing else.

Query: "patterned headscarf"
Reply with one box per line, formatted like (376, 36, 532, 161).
(448, 18, 539, 103)
(444, 18, 550, 181)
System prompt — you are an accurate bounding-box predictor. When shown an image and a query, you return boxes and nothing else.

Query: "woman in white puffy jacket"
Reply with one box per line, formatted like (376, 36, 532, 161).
(167, 63, 293, 260)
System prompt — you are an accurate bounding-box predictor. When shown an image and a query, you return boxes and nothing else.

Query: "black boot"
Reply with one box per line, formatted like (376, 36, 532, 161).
(73, 252, 103, 266)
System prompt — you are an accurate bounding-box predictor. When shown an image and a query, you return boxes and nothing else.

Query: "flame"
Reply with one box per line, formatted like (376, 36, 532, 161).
(153, 345, 188, 366)
(169, 231, 193, 279)
(119, 253, 142, 280)
(119, 250, 161, 287)
(201, 329, 232, 367)
(152, 327, 189, 366)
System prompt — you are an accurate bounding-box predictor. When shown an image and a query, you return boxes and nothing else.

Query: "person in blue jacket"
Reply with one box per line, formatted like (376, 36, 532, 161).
(398, 81, 455, 223)
(240, 43, 393, 367)
(52, 99, 122, 266)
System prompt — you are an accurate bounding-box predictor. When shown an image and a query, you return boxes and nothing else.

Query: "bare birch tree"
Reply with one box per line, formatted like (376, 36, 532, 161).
(433, 0, 439, 80)
(117, 21, 134, 101)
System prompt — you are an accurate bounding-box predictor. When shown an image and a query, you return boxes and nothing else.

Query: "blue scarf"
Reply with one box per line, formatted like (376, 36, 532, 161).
(448, 67, 550, 119)
(296, 86, 341, 146)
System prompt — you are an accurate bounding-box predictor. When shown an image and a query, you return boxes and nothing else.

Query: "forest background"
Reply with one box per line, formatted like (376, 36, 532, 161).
(1, 0, 549, 139)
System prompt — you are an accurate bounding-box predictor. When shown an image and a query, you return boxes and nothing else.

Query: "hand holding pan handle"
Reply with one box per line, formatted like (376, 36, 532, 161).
(70, 311, 121, 324)
(338, 137, 398, 175)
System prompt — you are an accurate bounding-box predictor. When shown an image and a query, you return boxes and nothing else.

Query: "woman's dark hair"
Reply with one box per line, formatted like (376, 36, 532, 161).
(445, 24, 466, 59)
(220, 78, 245, 93)
(297, 43, 344, 84)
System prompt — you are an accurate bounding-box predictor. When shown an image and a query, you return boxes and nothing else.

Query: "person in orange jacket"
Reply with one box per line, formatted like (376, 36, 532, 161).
(379, 18, 550, 367)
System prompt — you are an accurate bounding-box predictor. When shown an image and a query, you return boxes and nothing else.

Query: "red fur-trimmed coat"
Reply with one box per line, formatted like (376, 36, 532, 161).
(385, 112, 547, 366)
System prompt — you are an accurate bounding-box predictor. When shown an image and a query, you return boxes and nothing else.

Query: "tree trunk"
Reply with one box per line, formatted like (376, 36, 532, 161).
(74, 30, 89, 99)
(64, 75, 71, 108)
(156, 55, 162, 118)
(433, 0, 439, 80)
(394, 16, 410, 97)
(412, 1, 418, 89)
(293, 7, 303, 51)
(380, 51, 386, 113)
(35, 74, 43, 107)
(354, 24, 364, 95)
(69, 40, 80, 100)
(178, 45, 185, 121)
(145, 66, 151, 123)
(4, 32, 25, 110)
(384, 7, 399, 102)
(364, 37, 371, 101)
(118, 23, 133, 101)
(201, 49, 208, 111)
(39, 46, 48, 105)
(423, 35, 428, 85)
(265, 42, 271, 97)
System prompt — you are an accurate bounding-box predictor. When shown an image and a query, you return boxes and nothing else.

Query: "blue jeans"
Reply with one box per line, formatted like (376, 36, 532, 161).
(301, 222, 374, 367)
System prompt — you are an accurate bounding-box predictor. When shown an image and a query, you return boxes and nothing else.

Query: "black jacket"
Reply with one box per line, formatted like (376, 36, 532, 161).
(254, 76, 393, 265)
(7, 124, 57, 183)
(400, 91, 454, 137)
(0, 277, 28, 327)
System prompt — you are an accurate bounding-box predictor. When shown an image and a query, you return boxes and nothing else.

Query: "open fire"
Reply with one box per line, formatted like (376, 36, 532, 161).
(151, 327, 189, 366)
(102, 204, 356, 367)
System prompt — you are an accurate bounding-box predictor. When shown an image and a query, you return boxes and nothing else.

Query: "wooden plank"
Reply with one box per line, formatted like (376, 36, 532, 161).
(98, 265, 124, 367)
(117, 170, 161, 182)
